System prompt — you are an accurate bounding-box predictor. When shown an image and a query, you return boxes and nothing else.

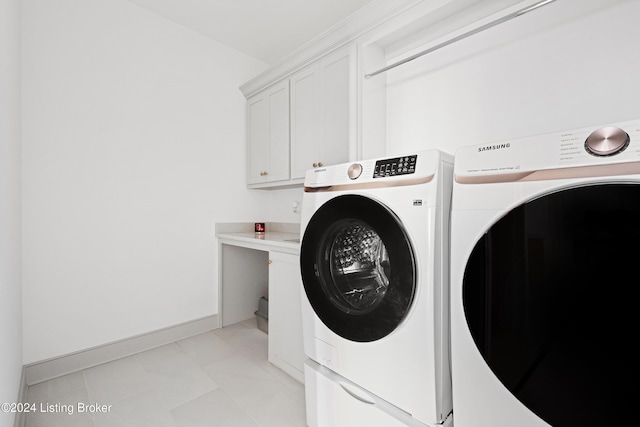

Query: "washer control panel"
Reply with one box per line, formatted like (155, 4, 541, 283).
(373, 155, 417, 178)
(454, 118, 640, 181)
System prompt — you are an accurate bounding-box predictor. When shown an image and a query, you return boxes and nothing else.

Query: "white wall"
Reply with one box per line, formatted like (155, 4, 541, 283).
(385, 0, 640, 155)
(0, 0, 23, 422)
(22, 0, 269, 364)
(264, 187, 304, 225)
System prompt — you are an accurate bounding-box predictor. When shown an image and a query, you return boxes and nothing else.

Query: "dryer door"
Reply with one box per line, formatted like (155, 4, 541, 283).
(463, 183, 638, 426)
(300, 194, 416, 342)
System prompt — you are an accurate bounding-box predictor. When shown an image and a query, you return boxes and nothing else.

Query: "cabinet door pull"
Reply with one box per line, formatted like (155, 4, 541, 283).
(312, 163, 318, 168)
(268, 259, 273, 264)
(318, 162, 323, 167)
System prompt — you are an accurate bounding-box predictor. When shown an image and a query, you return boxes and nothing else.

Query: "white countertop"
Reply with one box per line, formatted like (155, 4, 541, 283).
(216, 223, 300, 254)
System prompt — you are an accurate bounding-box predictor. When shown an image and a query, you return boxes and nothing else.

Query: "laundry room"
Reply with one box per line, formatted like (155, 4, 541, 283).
(2, 0, 639, 426)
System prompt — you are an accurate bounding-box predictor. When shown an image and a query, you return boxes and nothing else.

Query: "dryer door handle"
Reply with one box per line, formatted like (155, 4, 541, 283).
(338, 382, 376, 405)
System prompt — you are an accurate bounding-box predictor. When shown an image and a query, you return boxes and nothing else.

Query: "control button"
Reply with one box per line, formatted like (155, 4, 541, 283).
(372, 154, 417, 178)
(347, 163, 363, 180)
(585, 126, 630, 156)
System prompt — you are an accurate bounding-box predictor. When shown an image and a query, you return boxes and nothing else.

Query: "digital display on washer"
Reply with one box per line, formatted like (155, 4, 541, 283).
(373, 155, 417, 178)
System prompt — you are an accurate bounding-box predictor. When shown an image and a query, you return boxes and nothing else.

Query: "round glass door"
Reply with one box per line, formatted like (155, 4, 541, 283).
(300, 195, 416, 342)
(463, 183, 638, 426)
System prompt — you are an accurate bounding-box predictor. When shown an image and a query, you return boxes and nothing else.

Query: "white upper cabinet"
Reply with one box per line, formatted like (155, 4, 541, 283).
(247, 45, 356, 188)
(241, 0, 521, 188)
(247, 80, 290, 186)
(290, 45, 356, 181)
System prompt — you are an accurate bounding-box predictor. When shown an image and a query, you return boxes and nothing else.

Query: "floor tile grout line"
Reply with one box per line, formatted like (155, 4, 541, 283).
(130, 341, 225, 415)
(26, 319, 304, 426)
(196, 327, 286, 427)
(213, 325, 306, 397)
(215, 387, 263, 427)
(157, 326, 271, 422)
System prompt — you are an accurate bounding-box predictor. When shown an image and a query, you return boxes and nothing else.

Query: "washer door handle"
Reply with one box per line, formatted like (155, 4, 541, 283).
(338, 382, 376, 405)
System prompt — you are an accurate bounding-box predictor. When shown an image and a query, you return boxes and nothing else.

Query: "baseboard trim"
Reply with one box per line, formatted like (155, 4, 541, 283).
(24, 314, 219, 386)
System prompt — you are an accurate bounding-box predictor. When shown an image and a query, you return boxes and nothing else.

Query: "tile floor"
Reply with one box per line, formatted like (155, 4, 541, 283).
(25, 318, 306, 427)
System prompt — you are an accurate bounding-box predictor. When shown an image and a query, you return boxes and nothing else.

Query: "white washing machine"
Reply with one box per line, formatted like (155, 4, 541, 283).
(299, 150, 454, 427)
(450, 119, 640, 427)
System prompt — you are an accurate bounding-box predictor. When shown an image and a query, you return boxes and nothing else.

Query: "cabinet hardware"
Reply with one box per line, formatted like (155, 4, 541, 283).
(268, 259, 273, 264)
(318, 162, 323, 167)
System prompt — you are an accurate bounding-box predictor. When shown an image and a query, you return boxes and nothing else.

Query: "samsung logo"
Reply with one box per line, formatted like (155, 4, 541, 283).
(313, 168, 327, 173)
(478, 143, 511, 152)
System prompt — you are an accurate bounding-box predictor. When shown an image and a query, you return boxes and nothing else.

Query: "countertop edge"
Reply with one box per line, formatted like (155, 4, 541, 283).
(216, 231, 301, 255)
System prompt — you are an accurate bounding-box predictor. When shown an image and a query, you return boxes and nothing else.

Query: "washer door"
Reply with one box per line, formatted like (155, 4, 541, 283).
(300, 194, 416, 342)
(463, 183, 637, 426)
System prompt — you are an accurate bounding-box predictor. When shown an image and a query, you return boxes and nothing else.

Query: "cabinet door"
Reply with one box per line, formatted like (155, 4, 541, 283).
(318, 44, 356, 169)
(266, 81, 290, 182)
(290, 45, 356, 180)
(247, 95, 268, 184)
(268, 251, 305, 383)
(290, 65, 320, 180)
(247, 80, 290, 185)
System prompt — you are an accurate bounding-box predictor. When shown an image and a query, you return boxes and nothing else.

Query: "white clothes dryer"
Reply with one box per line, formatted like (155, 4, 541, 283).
(450, 119, 640, 427)
(300, 150, 454, 427)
